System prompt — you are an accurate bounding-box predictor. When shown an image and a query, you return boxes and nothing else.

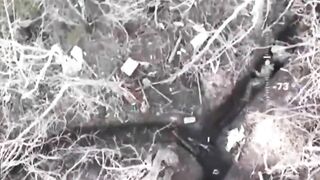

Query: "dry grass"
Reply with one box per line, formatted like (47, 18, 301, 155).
(1, 0, 318, 179)
(236, 1, 320, 179)
(0, 0, 156, 179)
(155, 0, 266, 85)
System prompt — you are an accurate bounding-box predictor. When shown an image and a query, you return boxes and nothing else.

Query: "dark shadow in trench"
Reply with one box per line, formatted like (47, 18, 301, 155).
(175, 12, 300, 180)
(7, 8, 300, 180)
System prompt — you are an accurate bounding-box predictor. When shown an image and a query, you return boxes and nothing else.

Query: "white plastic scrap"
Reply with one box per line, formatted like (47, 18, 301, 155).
(177, 47, 187, 56)
(173, 21, 184, 27)
(139, 61, 151, 69)
(70, 45, 85, 62)
(225, 126, 245, 152)
(121, 58, 140, 76)
(57, 46, 84, 76)
(183, 116, 196, 124)
(192, 24, 207, 33)
(190, 24, 209, 51)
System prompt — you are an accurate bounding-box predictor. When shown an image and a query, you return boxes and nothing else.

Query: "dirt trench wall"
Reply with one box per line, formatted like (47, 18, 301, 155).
(177, 0, 296, 146)
(1, 1, 303, 180)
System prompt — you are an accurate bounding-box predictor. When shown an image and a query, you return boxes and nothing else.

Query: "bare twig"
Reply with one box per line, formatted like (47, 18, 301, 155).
(153, 0, 255, 85)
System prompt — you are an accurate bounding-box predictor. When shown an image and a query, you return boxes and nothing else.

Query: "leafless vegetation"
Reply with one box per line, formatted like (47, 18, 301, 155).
(0, 0, 319, 179)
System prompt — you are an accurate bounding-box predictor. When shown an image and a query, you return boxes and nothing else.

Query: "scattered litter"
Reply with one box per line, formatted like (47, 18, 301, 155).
(61, 57, 83, 76)
(180, 48, 187, 53)
(121, 58, 140, 76)
(70, 46, 84, 63)
(225, 126, 245, 152)
(200, 144, 209, 150)
(177, 47, 187, 56)
(51, 44, 63, 55)
(183, 116, 196, 124)
(56, 46, 84, 76)
(139, 61, 151, 69)
(192, 24, 207, 33)
(190, 31, 209, 50)
(169, 115, 179, 122)
(173, 21, 184, 27)
(179, 48, 187, 55)
(158, 23, 165, 30)
(77, 0, 85, 8)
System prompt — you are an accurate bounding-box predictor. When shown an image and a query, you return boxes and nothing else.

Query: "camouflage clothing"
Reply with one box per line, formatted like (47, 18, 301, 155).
(242, 59, 275, 102)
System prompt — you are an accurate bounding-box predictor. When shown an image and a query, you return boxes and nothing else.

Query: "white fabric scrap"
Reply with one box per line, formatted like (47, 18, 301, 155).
(190, 31, 209, 50)
(70, 46, 84, 62)
(57, 45, 84, 76)
(226, 126, 245, 152)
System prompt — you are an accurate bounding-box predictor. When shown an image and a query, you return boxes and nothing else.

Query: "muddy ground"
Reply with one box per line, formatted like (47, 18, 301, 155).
(0, 0, 318, 180)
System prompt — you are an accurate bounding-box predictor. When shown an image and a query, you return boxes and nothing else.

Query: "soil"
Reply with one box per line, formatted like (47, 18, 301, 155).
(0, 0, 309, 180)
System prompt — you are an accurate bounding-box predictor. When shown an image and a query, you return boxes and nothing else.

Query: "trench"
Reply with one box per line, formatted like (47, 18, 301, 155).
(41, 16, 298, 180)
(5, 4, 301, 180)
(176, 13, 300, 180)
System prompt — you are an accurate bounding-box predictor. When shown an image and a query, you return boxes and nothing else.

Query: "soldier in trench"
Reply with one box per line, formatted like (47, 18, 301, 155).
(242, 57, 275, 102)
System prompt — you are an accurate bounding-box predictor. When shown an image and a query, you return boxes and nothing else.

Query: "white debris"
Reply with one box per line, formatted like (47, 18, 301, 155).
(192, 24, 207, 33)
(177, 47, 187, 56)
(190, 31, 209, 51)
(61, 56, 83, 76)
(183, 116, 197, 124)
(77, 0, 84, 8)
(225, 126, 245, 152)
(56, 46, 84, 76)
(180, 48, 187, 54)
(139, 61, 151, 69)
(173, 21, 184, 27)
(121, 58, 140, 76)
(158, 23, 165, 30)
(70, 45, 85, 63)
(51, 44, 64, 55)
(142, 78, 152, 88)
